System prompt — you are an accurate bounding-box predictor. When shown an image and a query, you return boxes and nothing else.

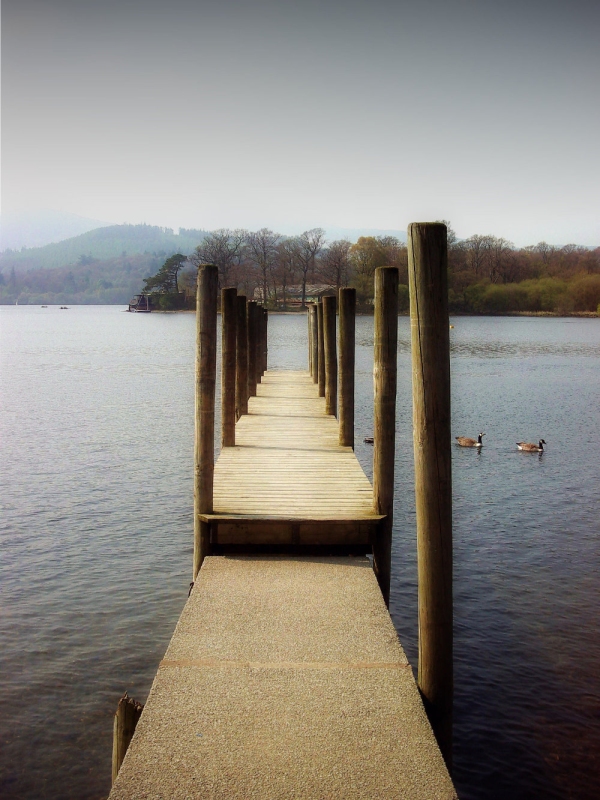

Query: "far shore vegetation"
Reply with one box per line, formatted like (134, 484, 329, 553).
(1, 222, 599, 315)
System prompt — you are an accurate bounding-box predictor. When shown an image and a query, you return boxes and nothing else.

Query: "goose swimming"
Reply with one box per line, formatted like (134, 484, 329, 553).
(517, 439, 546, 452)
(455, 432, 485, 448)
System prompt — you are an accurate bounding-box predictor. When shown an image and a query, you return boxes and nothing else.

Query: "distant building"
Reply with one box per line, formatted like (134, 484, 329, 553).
(253, 284, 337, 307)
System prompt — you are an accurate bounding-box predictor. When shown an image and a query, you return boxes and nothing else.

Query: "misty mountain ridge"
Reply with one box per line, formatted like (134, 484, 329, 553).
(0, 209, 111, 250)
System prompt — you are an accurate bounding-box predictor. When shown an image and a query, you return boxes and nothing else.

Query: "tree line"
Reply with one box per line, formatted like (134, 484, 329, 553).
(166, 224, 600, 314)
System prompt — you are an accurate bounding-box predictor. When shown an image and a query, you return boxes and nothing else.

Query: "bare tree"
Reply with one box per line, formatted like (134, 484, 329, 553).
(245, 228, 281, 305)
(318, 239, 352, 289)
(274, 238, 301, 308)
(191, 229, 247, 287)
(296, 228, 326, 307)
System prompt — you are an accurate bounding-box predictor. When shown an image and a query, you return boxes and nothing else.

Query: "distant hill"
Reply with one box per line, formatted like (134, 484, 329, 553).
(0, 224, 208, 305)
(0, 209, 110, 250)
(0, 224, 208, 273)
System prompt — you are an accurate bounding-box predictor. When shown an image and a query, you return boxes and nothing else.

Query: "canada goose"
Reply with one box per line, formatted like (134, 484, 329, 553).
(455, 433, 485, 448)
(517, 439, 546, 452)
(364, 437, 374, 444)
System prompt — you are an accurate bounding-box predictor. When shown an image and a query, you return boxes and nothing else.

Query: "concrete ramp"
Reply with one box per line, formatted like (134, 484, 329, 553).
(110, 556, 457, 799)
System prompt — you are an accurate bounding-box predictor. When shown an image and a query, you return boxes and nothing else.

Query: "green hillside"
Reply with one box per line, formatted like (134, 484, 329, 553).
(0, 224, 207, 305)
(0, 224, 207, 272)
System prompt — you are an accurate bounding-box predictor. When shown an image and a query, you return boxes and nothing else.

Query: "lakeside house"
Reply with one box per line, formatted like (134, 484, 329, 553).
(253, 284, 336, 307)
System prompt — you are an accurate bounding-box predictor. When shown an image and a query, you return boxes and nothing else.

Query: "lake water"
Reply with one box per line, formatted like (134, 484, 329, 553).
(1, 306, 599, 799)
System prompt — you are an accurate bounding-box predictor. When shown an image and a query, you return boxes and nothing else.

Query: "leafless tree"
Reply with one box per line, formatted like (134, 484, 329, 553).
(274, 238, 301, 308)
(191, 229, 247, 288)
(296, 228, 326, 307)
(245, 228, 281, 306)
(318, 239, 352, 289)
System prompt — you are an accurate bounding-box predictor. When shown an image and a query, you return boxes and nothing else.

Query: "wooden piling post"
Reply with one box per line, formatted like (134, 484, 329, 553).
(112, 693, 143, 784)
(338, 287, 356, 448)
(310, 305, 319, 382)
(323, 295, 337, 416)
(317, 301, 325, 397)
(265, 308, 269, 373)
(408, 222, 453, 769)
(221, 287, 237, 447)
(235, 295, 248, 420)
(308, 307, 313, 374)
(372, 267, 399, 607)
(247, 300, 258, 397)
(194, 264, 218, 579)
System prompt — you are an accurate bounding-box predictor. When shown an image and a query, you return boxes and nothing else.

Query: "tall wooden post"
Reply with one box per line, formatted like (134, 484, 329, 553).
(310, 305, 319, 382)
(194, 264, 218, 579)
(112, 693, 143, 784)
(221, 287, 237, 447)
(373, 267, 399, 607)
(323, 295, 337, 416)
(338, 287, 356, 447)
(247, 300, 258, 397)
(317, 301, 325, 397)
(308, 308, 313, 375)
(263, 308, 269, 375)
(408, 222, 453, 769)
(235, 295, 248, 420)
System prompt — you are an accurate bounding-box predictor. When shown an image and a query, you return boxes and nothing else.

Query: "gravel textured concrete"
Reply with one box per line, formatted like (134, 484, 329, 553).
(109, 556, 457, 799)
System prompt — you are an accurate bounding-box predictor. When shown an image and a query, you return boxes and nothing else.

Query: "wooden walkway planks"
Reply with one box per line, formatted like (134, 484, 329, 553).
(202, 371, 381, 548)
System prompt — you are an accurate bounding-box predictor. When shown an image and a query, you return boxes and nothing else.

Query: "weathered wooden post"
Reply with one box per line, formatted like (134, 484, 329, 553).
(256, 305, 263, 384)
(112, 693, 143, 784)
(408, 222, 453, 769)
(323, 295, 337, 416)
(317, 301, 325, 397)
(194, 264, 218, 579)
(236, 295, 248, 420)
(221, 287, 237, 447)
(373, 267, 399, 607)
(265, 308, 269, 373)
(338, 287, 356, 447)
(308, 307, 313, 375)
(310, 304, 319, 382)
(247, 300, 258, 397)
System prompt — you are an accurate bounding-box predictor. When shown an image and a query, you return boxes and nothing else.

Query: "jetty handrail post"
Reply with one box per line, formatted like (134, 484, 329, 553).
(256, 305, 264, 384)
(247, 301, 258, 397)
(372, 267, 399, 607)
(408, 222, 453, 769)
(323, 295, 338, 416)
(221, 287, 237, 447)
(194, 264, 218, 579)
(235, 295, 248, 419)
(262, 307, 269, 375)
(308, 306, 313, 375)
(317, 300, 325, 397)
(338, 287, 356, 447)
(310, 305, 319, 382)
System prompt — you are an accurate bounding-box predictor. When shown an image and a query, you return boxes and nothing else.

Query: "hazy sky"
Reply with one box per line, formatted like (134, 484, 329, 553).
(2, 0, 599, 245)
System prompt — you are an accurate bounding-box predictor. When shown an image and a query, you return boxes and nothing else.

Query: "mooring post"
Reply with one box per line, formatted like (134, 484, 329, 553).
(308, 307, 313, 375)
(338, 287, 356, 448)
(310, 305, 319, 382)
(112, 693, 143, 784)
(235, 295, 248, 420)
(323, 295, 337, 416)
(265, 308, 269, 373)
(408, 222, 453, 769)
(221, 287, 237, 447)
(247, 300, 258, 397)
(317, 301, 325, 397)
(256, 305, 264, 384)
(194, 264, 218, 579)
(373, 266, 399, 607)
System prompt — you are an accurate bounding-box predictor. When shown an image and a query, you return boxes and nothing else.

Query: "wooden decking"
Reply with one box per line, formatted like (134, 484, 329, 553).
(203, 370, 382, 550)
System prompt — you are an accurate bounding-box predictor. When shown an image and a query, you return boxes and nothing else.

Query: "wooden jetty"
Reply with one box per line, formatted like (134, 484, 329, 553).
(110, 225, 456, 798)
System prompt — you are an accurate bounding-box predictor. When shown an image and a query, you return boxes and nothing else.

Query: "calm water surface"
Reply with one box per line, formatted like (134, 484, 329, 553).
(1, 307, 599, 799)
